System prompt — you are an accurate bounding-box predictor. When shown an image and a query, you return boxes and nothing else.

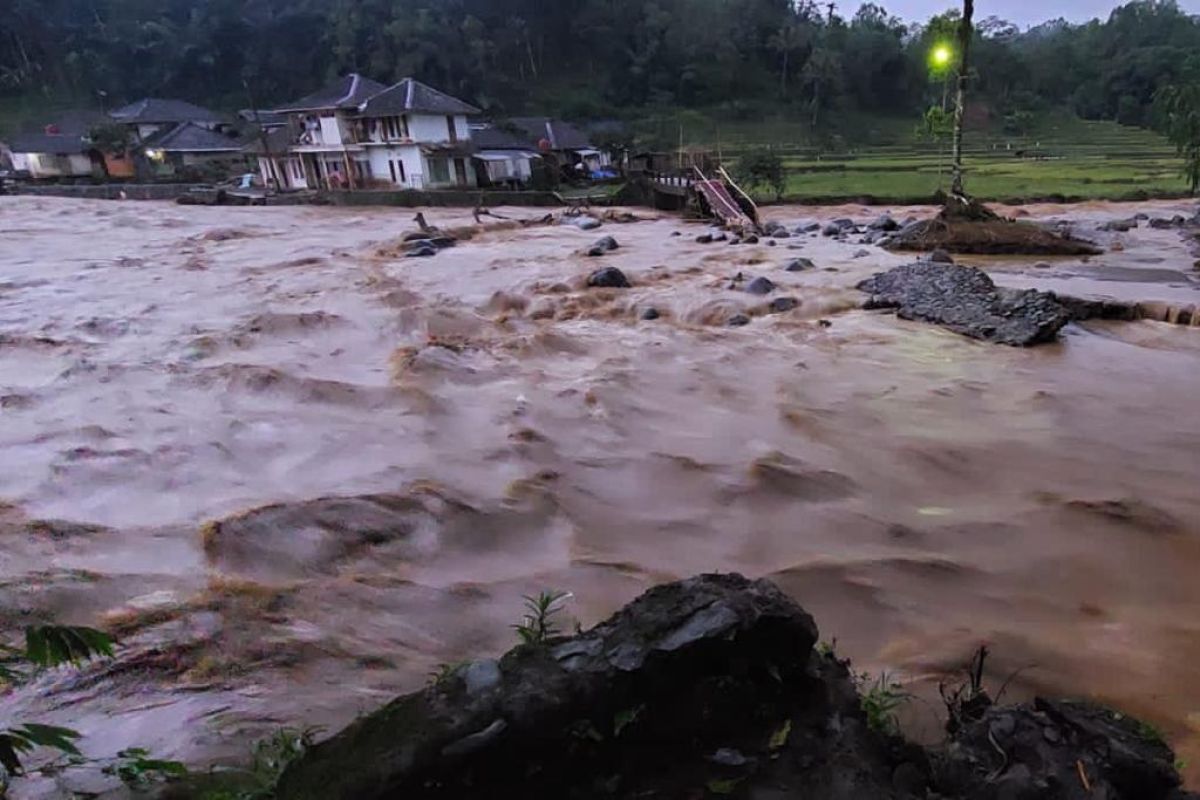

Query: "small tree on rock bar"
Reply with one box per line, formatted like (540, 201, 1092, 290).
(1155, 82, 1200, 195)
(943, 0, 999, 222)
(949, 0, 974, 202)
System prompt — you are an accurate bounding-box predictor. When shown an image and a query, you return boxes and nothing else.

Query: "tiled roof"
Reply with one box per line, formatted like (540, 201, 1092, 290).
(142, 122, 243, 152)
(8, 133, 89, 155)
(357, 78, 480, 116)
(274, 74, 389, 113)
(509, 117, 593, 151)
(110, 98, 223, 124)
(471, 125, 537, 150)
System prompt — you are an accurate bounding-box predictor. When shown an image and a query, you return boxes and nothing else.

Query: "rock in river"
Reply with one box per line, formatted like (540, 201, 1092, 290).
(277, 573, 1196, 800)
(745, 276, 776, 295)
(857, 261, 1075, 346)
(785, 257, 816, 272)
(564, 215, 602, 231)
(587, 236, 620, 256)
(587, 266, 631, 289)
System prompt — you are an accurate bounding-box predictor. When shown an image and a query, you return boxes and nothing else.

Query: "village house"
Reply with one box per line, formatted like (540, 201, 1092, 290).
(469, 124, 542, 188)
(507, 117, 613, 175)
(7, 100, 236, 181)
(108, 98, 226, 142)
(256, 74, 481, 191)
(109, 98, 241, 176)
(6, 110, 110, 180)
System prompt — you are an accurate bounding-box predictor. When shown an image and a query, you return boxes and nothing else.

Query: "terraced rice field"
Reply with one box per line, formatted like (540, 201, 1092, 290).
(646, 114, 1192, 203)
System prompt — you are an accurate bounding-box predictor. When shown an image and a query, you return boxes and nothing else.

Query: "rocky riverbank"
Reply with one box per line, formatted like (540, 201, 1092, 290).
(275, 574, 1195, 800)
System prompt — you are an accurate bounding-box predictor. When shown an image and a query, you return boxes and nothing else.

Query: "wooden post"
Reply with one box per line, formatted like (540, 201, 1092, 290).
(950, 0, 974, 199)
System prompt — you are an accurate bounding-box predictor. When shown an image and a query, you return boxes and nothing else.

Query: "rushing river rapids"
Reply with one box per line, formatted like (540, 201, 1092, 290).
(1, 196, 1199, 795)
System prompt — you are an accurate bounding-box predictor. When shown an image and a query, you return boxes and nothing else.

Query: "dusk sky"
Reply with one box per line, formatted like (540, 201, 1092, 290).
(852, 0, 1200, 27)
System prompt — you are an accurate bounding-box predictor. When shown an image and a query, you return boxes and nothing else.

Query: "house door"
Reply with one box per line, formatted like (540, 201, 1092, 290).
(454, 158, 467, 185)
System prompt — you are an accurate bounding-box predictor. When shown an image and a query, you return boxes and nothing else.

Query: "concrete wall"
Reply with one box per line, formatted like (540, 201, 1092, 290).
(365, 144, 422, 188)
(13, 183, 200, 200)
(25, 153, 94, 178)
(407, 114, 470, 144)
(326, 188, 563, 207)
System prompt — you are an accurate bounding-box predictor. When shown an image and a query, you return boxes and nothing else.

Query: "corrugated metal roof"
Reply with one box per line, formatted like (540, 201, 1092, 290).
(357, 78, 480, 116)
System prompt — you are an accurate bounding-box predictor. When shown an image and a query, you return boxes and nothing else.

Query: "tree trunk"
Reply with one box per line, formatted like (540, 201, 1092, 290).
(950, 0, 974, 198)
(781, 49, 789, 96)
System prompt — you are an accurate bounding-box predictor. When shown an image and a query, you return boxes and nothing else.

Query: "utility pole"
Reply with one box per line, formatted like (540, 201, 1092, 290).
(950, 0, 974, 199)
(244, 77, 279, 192)
(825, 2, 835, 24)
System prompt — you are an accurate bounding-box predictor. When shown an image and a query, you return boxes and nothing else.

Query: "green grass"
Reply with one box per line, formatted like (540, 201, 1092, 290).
(647, 109, 1194, 203)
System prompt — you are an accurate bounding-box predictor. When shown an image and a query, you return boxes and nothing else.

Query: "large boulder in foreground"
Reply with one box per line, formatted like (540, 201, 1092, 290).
(858, 262, 1074, 346)
(276, 574, 1195, 800)
(277, 574, 913, 799)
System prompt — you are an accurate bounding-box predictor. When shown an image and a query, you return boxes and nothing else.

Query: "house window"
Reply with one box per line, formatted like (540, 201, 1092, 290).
(428, 158, 450, 184)
(446, 116, 457, 143)
(397, 158, 406, 183)
(290, 159, 303, 181)
(389, 160, 396, 183)
(384, 116, 410, 140)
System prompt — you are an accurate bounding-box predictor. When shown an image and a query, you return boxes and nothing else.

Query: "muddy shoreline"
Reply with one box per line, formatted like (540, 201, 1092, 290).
(1, 196, 1198, 796)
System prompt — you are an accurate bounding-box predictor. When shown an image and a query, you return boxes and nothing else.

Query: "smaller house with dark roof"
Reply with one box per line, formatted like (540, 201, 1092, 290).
(7, 131, 98, 179)
(6, 110, 110, 179)
(469, 124, 542, 188)
(140, 122, 246, 174)
(109, 98, 225, 142)
(507, 117, 613, 174)
(259, 73, 481, 191)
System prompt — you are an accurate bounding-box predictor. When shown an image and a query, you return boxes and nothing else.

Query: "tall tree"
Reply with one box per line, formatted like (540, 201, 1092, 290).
(950, 0, 975, 198)
(1155, 82, 1200, 194)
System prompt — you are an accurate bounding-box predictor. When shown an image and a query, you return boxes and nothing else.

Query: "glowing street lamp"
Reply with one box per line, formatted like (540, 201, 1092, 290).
(931, 44, 954, 70)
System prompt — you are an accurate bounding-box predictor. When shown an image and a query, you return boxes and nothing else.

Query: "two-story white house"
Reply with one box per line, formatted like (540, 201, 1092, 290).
(259, 74, 480, 191)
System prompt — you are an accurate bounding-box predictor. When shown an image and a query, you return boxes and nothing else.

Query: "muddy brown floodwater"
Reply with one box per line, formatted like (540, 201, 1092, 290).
(1, 196, 1199, 796)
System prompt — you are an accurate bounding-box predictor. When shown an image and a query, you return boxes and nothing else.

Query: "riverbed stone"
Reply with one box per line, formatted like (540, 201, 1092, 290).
(587, 266, 631, 288)
(745, 276, 776, 295)
(858, 261, 1074, 346)
(587, 236, 620, 256)
(564, 215, 602, 231)
(784, 257, 816, 272)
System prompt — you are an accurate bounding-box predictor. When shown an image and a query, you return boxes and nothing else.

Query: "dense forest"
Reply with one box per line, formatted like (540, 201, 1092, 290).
(2, 0, 1199, 133)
